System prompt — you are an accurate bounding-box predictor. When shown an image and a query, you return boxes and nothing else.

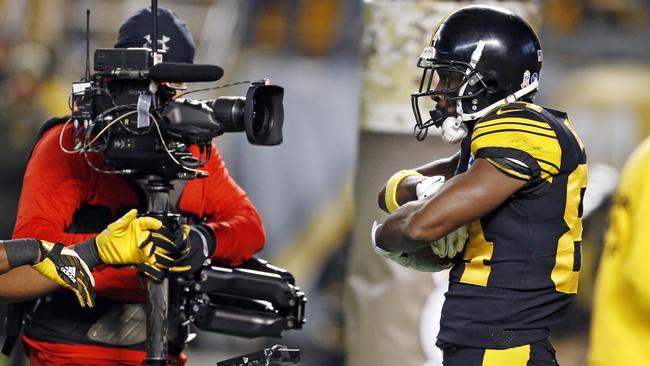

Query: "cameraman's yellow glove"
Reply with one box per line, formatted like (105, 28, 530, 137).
(95, 209, 175, 281)
(33, 241, 96, 308)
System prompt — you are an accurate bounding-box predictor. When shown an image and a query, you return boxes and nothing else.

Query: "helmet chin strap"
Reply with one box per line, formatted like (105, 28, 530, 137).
(459, 80, 539, 122)
(437, 79, 540, 145)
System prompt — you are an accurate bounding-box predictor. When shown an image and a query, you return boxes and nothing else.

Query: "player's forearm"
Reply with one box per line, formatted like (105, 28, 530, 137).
(0, 263, 60, 302)
(0, 239, 42, 275)
(378, 152, 460, 212)
(0, 238, 103, 303)
(0, 243, 9, 275)
(377, 200, 435, 253)
(414, 151, 461, 179)
(378, 176, 423, 212)
(0, 240, 58, 301)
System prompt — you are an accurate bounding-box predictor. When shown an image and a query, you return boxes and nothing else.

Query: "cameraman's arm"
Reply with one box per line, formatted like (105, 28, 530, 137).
(378, 151, 460, 212)
(13, 124, 94, 245)
(180, 146, 265, 266)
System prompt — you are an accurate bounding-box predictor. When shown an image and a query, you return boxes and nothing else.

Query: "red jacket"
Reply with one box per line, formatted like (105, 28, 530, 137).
(13, 121, 265, 363)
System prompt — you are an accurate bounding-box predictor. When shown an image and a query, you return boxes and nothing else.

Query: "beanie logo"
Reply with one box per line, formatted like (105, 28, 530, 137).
(143, 34, 171, 53)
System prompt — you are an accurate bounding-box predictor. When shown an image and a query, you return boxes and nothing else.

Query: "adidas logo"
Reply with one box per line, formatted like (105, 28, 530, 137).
(61, 266, 77, 284)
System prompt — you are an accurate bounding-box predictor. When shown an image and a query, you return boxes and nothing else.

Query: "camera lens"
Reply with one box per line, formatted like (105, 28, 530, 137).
(210, 97, 245, 132)
(208, 84, 283, 145)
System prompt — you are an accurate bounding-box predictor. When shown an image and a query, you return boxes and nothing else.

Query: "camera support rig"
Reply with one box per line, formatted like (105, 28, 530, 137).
(70, 0, 302, 364)
(143, 176, 175, 365)
(139, 175, 306, 366)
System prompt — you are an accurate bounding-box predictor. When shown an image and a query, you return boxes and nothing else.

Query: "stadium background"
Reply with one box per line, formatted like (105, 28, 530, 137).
(0, 0, 648, 365)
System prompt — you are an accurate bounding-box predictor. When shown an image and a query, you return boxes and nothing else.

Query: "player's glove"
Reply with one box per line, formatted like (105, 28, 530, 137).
(167, 224, 216, 275)
(429, 226, 469, 259)
(33, 241, 96, 308)
(415, 175, 445, 200)
(94, 209, 175, 281)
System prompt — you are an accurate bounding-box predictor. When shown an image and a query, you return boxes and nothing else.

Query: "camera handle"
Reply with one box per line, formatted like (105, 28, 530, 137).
(143, 176, 173, 366)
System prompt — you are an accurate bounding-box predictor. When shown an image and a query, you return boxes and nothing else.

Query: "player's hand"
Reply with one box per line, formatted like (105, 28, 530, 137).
(32, 241, 96, 308)
(414, 175, 469, 258)
(430, 225, 469, 259)
(371, 222, 451, 272)
(168, 224, 216, 275)
(95, 209, 175, 281)
(371, 221, 410, 266)
(401, 246, 454, 272)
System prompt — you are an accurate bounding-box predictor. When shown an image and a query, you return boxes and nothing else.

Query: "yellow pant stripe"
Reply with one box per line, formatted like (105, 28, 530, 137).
(482, 345, 531, 366)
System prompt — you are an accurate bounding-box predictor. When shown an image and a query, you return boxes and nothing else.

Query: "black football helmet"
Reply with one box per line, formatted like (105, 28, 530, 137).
(411, 5, 543, 143)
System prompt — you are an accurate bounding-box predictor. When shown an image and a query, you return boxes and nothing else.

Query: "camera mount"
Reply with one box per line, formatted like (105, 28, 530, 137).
(70, 1, 300, 364)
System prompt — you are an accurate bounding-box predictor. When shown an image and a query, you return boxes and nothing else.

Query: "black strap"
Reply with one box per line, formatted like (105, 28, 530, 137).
(2, 301, 34, 356)
(26, 116, 71, 163)
(1, 116, 67, 357)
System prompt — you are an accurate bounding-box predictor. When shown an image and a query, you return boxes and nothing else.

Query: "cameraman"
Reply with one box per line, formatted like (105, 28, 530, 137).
(11, 7, 265, 366)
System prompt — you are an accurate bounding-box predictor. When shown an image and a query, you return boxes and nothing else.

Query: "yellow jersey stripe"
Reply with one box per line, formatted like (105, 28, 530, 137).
(482, 344, 531, 366)
(460, 221, 494, 287)
(472, 128, 557, 143)
(475, 117, 553, 131)
(540, 167, 557, 180)
(475, 116, 553, 130)
(485, 158, 532, 180)
(514, 100, 544, 112)
(537, 158, 561, 173)
(471, 130, 562, 175)
(552, 163, 587, 293)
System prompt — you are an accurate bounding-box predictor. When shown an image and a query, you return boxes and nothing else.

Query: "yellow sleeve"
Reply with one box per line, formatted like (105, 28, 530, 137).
(619, 139, 650, 310)
(470, 116, 562, 183)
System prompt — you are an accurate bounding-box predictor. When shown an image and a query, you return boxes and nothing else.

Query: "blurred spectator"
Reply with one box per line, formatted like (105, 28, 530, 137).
(0, 41, 50, 150)
(0, 38, 13, 83)
(587, 137, 650, 365)
(0, 41, 51, 239)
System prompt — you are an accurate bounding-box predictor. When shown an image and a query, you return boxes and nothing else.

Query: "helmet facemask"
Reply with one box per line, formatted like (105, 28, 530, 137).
(411, 46, 490, 144)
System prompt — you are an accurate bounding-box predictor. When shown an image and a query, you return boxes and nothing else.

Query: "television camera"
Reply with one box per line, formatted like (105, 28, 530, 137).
(70, 47, 284, 179)
(63, 5, 304, 365)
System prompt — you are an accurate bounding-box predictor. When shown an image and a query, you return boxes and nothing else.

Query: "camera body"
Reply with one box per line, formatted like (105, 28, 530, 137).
(70, 48, 284, 179)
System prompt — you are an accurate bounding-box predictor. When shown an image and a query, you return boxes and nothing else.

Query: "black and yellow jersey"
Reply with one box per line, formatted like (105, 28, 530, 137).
(438, 101, 587, 349)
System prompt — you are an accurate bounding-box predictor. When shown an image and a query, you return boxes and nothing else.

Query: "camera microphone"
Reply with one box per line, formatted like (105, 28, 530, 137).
(149, 62, 224, 82)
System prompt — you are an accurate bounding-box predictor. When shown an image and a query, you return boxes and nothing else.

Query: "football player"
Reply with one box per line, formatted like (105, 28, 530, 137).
(372, 5, 586, 365)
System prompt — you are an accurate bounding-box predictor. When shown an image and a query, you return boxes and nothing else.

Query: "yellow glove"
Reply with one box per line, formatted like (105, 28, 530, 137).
(33, 241, 96, 308)
(95, 209, 175, 281)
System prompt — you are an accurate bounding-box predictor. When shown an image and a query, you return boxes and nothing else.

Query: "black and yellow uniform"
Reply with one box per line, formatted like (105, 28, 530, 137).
(441, 340, 558, 366)
(437, 102, 587, 364)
